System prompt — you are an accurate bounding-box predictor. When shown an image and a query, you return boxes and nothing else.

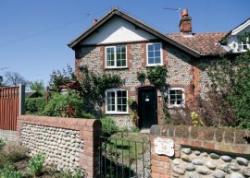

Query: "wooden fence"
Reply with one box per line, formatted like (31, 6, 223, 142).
(0, 85, 24, 131)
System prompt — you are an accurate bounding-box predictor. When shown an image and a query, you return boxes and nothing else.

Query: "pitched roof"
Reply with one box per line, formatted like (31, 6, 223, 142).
(68, 9, 201, 58)
(166, 32, 227, 56)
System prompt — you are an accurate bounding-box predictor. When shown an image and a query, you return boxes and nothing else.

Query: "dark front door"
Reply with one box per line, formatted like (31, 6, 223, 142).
(138, 87, 157, 129)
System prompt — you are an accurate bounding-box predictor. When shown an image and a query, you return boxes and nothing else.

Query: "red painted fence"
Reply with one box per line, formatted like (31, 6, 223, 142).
(0, 86, 20, 130)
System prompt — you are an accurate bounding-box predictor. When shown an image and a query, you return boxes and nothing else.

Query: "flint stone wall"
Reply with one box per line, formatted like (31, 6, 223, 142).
(150, 125, 250, 178)
(18, 115, 101, 178)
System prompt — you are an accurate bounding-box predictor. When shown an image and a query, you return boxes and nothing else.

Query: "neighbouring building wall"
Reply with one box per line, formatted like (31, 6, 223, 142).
(150, 125, 250, 178)
(18, 115, 101, 178)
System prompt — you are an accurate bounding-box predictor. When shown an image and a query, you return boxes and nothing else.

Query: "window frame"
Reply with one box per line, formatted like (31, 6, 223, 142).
(166, 87, 185, 108)
(105, 89, 128, 114)
(238, 37, 250, 52)
(105, 45, 128, 69)
(146, 42, 163, 67)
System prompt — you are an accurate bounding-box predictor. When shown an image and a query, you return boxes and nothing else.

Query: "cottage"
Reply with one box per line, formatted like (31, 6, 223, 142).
(68, 9, 249, 129)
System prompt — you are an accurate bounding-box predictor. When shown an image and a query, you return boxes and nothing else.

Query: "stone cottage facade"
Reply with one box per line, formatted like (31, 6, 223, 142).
(68, 9, 244, 129)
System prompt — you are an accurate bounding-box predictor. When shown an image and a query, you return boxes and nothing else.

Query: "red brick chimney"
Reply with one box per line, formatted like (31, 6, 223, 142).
(179, 9, 192, 34)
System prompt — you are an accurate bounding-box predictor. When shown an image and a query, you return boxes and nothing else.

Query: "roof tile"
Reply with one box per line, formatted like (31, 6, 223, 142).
(166, 32, 227, 56)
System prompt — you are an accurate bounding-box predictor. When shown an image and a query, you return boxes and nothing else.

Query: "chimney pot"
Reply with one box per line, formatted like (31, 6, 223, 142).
(181, 9, 189, 17)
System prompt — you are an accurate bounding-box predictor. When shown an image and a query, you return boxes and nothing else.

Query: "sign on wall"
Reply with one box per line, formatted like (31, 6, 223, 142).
(154, 137, 174, 157)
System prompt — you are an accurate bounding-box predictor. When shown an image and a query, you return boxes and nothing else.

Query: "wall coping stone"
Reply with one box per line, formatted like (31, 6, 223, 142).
(150, 124, 250, 154)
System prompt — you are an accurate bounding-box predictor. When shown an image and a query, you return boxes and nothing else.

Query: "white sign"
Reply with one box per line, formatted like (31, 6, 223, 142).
(154, 137, 174, 157)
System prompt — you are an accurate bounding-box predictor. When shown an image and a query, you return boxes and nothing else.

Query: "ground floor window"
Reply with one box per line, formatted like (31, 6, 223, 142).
(105, 89, 128, 114)
(165, 87, 185, 108)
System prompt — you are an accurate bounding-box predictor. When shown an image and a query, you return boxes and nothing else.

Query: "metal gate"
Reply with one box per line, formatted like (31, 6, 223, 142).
(99, 131, 151, 178)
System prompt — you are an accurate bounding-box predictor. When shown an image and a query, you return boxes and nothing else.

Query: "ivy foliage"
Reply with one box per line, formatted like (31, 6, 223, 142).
(208, 50, 250, 129)
(78, 67, 123, 116)
(147, 66, 168, 90)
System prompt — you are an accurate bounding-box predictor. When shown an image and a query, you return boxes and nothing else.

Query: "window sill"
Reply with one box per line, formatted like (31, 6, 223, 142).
(105, 112, 129, 115)
(104, 67, 128, 70)
(146, 63, 164, 67)
(167, 105, 185, 109)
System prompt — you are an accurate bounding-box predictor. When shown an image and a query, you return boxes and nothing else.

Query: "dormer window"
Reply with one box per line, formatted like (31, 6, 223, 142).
(105, 45, 127, 68)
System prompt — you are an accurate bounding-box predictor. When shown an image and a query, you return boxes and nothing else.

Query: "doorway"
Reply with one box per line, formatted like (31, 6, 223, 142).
(138, 86, 157, 129)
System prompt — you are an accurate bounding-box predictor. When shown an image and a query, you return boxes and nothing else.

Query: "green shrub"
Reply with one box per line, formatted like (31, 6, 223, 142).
(0, 139, 5, 150)
(56, 169, 84, 178)
(100, 117, 118, 136)
(0, 153, 9, 169)
(2, 143, 27, 163)
(25, 97, 46, 114)
(0, 165, 22, 178)
(81, 112, 95, 119)
(42, 91, 83, 118)
(28, 153, 45, 177)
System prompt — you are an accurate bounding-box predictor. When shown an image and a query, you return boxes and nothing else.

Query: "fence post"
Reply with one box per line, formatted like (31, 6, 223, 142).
(19, 84, 25, 115)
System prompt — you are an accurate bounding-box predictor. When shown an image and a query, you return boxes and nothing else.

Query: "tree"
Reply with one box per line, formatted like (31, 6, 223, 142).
(0, 75, 3, 86)
(29, 81, 45, 97)
(4, 72, 27, 86)
(48, 65, 76, 92)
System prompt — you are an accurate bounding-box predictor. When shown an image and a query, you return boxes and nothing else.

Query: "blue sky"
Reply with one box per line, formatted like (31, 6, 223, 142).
(0, 0, 249, 85)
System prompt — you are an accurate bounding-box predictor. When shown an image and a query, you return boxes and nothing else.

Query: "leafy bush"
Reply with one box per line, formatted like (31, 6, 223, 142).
(28, 153, 45, 177)
(56, 169, 84, 178)
(0, 139, 5, 150)
(42, 91, 83, 118)
(207, 50, 250, 128)
(25, 97, 46, 114)
(0, 153, 9, 169)
(0, 165, 22, 178)
(81, 112, 95, 119)
(100, 117, 118, 136)
(2, 143, 27, 162)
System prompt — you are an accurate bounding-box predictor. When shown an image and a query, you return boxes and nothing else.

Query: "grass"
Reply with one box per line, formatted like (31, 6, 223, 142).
(102, 132, 149, 165)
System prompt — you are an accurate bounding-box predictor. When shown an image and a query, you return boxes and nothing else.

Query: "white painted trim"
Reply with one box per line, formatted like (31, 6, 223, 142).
(105, 88, 128, 114)
(146, 42, 163, 67)
(231, 19, 250, 35)
(105, 45, 128, 69)
(167, 87, 185, 108)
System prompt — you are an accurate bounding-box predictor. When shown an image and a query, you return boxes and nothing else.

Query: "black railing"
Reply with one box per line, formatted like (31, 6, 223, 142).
(99, 130, 151, 178)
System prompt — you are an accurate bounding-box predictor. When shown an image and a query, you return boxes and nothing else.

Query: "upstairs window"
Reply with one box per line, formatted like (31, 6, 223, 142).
(165, 88, 185, 108)
(105, 45, 127, 68)
(105, 89, 128, 114)
(146, 43, 163, 66)
(238, 37, 250, 52)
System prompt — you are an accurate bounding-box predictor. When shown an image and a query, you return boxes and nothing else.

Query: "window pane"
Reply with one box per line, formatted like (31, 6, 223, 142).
(116, 90, 127, 112)
(106, 47, 115, 67)
(168, 89, 184, 106)
(147, 43, 161, 65)
(116, 45, 126, 67)
(107, 91, 115, 111)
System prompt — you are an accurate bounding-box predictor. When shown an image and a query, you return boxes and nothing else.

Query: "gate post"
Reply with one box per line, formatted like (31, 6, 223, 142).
(19, 84, 25, 115)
